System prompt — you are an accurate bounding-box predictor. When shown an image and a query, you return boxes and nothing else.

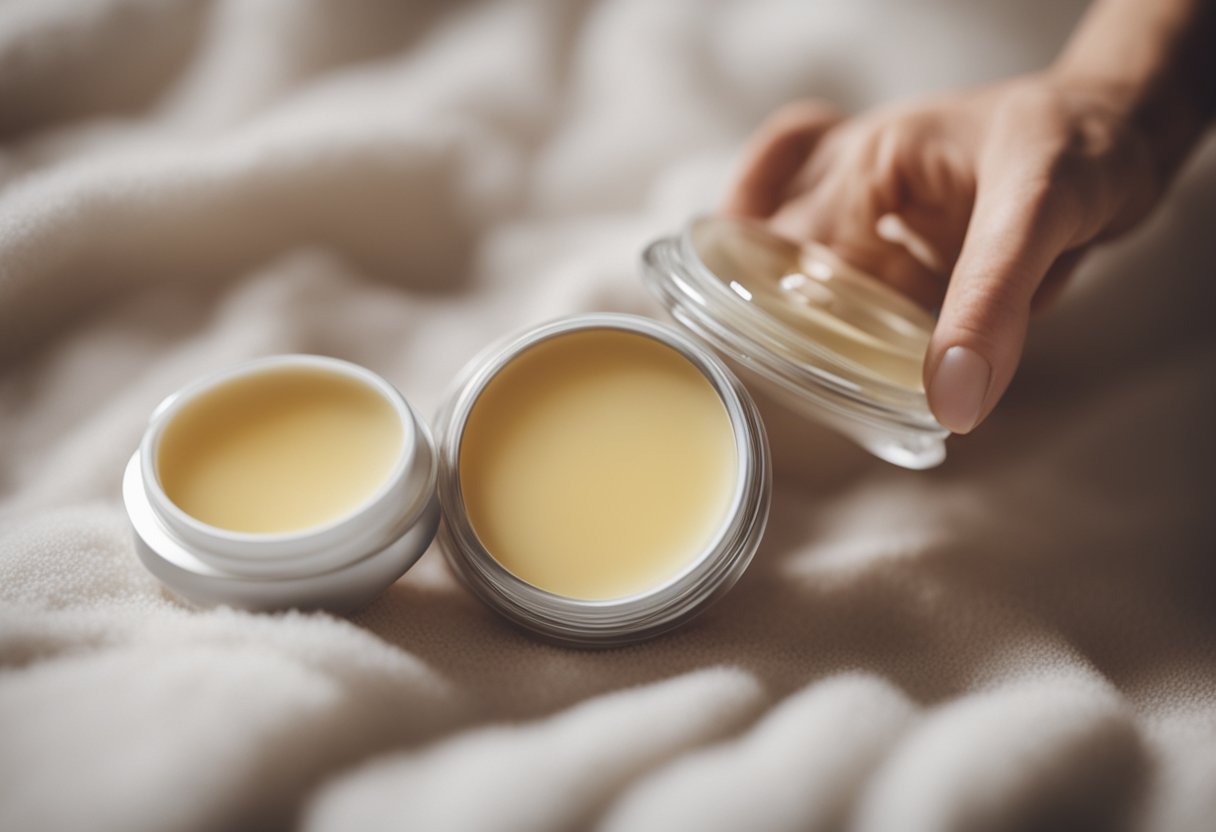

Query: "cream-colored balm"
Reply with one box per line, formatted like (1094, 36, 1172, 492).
(458, 329, 738, 600)
(157, 367, 404, 534)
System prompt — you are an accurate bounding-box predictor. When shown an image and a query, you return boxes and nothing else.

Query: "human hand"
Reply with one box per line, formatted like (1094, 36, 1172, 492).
(722, 73, 1162, 434)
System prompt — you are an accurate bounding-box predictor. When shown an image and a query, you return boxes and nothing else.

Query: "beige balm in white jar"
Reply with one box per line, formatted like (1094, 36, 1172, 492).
(124, 355, 440, 613)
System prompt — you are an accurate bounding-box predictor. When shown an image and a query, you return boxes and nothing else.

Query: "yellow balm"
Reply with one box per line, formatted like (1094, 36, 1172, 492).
(157, 367, 404, 534)
(458, 329, 739, 601)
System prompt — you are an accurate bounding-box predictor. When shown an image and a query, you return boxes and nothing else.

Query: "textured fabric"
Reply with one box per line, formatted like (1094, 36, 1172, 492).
(1, 1, 1214, 830)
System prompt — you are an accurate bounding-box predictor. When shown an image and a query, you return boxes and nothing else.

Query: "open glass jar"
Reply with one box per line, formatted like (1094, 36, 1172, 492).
(641, 215, 948, 469)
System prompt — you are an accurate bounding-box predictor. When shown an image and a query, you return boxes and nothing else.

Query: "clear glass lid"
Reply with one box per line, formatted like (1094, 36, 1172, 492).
(641, 215, 948, 469)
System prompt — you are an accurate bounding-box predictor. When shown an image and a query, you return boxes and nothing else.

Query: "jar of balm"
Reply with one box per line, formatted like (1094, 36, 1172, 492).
(641, 215, 948, 469)
(124, 355, 439, 613)
(435, 314, 771, 647)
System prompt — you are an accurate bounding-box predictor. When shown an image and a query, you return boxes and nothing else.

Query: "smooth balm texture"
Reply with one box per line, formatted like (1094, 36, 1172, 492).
(459, 330, 738, 600)
(157, 367, 404, 534)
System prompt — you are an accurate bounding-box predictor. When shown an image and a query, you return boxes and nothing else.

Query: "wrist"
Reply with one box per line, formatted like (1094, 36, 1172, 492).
(1048, 0, 1214, 186)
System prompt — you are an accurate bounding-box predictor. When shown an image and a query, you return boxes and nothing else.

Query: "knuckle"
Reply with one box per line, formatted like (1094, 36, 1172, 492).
(1001, 165, 1081, 244)
(959, 275, 1029, 334)
(764, 99, 840, 135)
(943, 286, 1030, 362)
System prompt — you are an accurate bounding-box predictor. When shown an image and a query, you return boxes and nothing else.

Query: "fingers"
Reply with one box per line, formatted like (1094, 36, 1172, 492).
(726, 100, 970, 313)
(826, 230, 946, 311)
(876, 213, 946, 274)
(925, 176, 1077, 433)
(767, 168, 948, 312)
(721, 100, 843, 218)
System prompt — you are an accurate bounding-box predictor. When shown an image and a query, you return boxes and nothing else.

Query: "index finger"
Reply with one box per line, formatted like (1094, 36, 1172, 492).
(721, 100, 843, 218)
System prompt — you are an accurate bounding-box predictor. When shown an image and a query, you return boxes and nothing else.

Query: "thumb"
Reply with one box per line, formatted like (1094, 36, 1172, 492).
(925, 175, 1076, 434)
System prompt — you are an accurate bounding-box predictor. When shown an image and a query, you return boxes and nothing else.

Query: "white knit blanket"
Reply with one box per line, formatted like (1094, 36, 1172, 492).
(2, 1, 1214, 830)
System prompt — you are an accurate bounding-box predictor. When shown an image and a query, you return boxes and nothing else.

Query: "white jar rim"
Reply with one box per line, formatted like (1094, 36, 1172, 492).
(435, 313, 771, 647)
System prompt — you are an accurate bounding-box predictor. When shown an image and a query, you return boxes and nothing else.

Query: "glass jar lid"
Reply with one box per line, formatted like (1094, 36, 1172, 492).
(641, 215, 948, 469)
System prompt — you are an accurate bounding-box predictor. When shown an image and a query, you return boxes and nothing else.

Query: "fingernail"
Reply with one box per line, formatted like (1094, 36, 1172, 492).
(929, 346, 991, 434)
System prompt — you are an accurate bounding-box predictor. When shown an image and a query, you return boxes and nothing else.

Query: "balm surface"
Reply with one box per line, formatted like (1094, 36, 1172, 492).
(459, 329, 738, 600)
(157, 367, 403, 534)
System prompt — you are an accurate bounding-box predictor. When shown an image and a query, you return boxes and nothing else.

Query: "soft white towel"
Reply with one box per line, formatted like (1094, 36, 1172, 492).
(1, 1, 1213, 831)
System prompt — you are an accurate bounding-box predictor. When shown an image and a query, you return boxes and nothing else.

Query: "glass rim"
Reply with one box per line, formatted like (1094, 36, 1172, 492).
(641, 216, 949, 469)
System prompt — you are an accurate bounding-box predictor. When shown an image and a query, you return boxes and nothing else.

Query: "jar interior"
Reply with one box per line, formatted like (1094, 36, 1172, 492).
(156, 366, 405, 534)
(456, 328, 739, 601)
(690, 216, 935, 392)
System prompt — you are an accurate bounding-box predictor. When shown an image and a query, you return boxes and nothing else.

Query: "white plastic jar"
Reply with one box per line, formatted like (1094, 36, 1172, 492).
(124, 355, 439, 613)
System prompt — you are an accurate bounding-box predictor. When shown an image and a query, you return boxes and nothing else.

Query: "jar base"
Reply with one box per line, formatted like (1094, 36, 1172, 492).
(123, 453, 439, 613)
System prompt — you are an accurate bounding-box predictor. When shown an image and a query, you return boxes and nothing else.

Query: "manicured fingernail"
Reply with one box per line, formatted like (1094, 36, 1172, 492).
(929, 346, 991, 434)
